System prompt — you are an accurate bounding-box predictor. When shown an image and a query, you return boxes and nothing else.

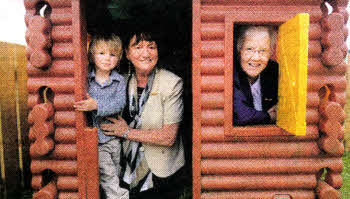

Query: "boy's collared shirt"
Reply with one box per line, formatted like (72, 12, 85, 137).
(88, 69, 126, 143)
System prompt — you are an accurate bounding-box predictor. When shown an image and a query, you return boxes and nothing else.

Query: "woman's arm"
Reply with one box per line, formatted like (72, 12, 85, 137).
(233, 84, 271, 126)
(102, 116, 178, 147)
(102, 72, 184, 146)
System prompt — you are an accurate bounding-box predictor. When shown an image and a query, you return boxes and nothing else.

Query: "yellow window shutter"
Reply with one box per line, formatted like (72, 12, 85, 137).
(276, 13, 309, 136)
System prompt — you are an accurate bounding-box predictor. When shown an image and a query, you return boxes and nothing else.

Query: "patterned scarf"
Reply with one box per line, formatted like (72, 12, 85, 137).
(121, 69, 156, 192)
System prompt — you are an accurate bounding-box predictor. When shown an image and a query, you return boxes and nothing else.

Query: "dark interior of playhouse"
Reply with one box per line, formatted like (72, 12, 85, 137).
(84, 1, 194, 197)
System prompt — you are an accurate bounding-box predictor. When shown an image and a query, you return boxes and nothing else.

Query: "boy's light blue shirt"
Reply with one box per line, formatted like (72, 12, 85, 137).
(88, 69, 126, 143)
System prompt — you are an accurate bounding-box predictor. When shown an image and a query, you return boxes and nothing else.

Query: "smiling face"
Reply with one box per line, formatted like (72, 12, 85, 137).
(239, 30, 271, 83)
(93, 42, 120, 73)
(126, 35, 158, 76)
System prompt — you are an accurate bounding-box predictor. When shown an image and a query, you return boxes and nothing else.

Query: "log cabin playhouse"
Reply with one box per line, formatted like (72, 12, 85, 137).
(24, 0, 348, 198)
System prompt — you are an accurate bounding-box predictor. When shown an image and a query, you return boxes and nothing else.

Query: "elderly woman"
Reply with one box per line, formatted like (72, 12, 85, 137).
(101, 30, 185, 199)
(233, 26, 279, 126)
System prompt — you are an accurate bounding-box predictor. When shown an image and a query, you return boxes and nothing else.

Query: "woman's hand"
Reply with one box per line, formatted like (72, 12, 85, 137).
(74, 94, 97, 111)
(101, 116, 129, 137)
(267, 105, 277, 122)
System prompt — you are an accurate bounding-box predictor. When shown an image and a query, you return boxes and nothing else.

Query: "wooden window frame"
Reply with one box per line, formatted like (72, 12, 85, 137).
(224, 12, 294, 137)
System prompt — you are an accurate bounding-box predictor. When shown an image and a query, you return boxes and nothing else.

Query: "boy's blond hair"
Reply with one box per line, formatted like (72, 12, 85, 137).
(88, 33, 123, 71)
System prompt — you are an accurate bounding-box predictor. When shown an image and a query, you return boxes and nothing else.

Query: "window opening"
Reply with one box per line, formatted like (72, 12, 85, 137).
(225, 13, 309, 137)
(232, 24, 279, 127)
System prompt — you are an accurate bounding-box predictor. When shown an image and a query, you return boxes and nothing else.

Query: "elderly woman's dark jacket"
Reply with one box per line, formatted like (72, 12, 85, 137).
(233, 60, 279, 126)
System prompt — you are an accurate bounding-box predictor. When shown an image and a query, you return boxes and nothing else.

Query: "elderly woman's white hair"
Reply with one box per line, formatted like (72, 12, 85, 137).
(236, 25, 278, 54)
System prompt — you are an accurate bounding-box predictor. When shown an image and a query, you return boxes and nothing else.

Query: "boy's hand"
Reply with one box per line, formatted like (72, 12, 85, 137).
(74, 94, 97, 111)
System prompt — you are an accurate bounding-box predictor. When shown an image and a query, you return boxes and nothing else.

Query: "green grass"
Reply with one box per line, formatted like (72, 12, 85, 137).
(342, 151, 350, 199)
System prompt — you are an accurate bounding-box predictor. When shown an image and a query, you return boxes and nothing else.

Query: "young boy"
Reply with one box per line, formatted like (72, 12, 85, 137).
(74, 33, 128, 199)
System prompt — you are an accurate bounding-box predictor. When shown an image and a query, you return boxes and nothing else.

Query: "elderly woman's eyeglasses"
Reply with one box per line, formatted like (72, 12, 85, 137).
(242, 48, 270, 58)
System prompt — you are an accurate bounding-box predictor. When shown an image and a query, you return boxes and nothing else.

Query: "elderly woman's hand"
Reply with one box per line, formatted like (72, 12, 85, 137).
(101, 116, 129, 137)
(267, 105, 277, 123)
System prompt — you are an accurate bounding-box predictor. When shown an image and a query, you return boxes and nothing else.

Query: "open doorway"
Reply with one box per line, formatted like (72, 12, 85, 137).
(85, 1, 193, 198)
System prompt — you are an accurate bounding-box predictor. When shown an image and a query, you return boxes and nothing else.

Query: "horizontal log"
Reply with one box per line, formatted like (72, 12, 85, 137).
(49, 144, 77, 159)
(321, 31, 345, 48)
(307, 58, 347, 75)
(52, 42, 73, 58)
(28, 102, 54, 123)
(340, 42, 348, 57)
(307, 75, 346, 93)
(343, 26, 348, 40)
(307, 92, 320, 108)
(201, 6, 322, 23)
(32, 175, 78, 192)
(201, 0, 322, 6)
(325, 172, 342, 189)
(322, 47, 345, 67)
(201, 125, 320, 142)
(201, 58, 224, 75)
(24, 11, 35, 26)
(25, 8, 73, 26)
(27, 77, 75, 94)
(309, 22, 321, 40)
(228, 125, 292, 137)
(54, 94, 75, 111)
(201, 41, 225, 58)
(330, 92, 346, 107)
(201, 92, 224, 109)
(57, 176, 78, 190)
(50, 8, 73, 25)
(308, 40, 322, 57)
(27, 60, 74, 77)
(32, 181, 57, 199)
(28, 121, 54, 141)
(201, 75, 224, 91)
(54, 127, 76, 143)
(27, 21, 51, 47)
(30, 138, 54, 158)
(201, 174, 316, 190)
(339, 7, 349, 23)
(201, 190, 315, 199)
(201, 142, 321, 158)
(317, 90, 346, 107)
(306, 108, 320, 124)
(319, 101, 345, 122)
(29, 51, 52, 70)
(54, 111, 76, 126)
(31, 160, 77, 175)
(201, 126, 226, 141)
(318, 136, 344, 157)
(59, 192, 79, 199)
(321, 13, 345, 31)
(201, 157, 343, 174)
(201, 109, 224, 126)
(319, 118, 344, 139)
(31, 175, 42, 190)
(201, 23, 225, 40)
(32, 175, 78, 191)
(27, 93, 40, 108)
(316, 180, 341, 199)
(24, 0, 72, 9)
(52, 25, 73, 42)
